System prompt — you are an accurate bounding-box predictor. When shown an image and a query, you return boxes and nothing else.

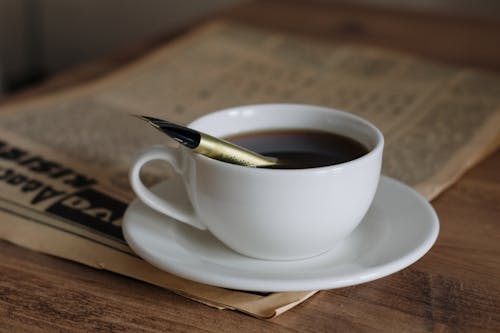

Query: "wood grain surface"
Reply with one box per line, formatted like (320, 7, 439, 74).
(1, 1, 499, 332)
(222, 0, 500, 71)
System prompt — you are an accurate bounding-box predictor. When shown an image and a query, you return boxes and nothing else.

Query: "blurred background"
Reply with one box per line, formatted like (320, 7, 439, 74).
(1, 0, 500, 96)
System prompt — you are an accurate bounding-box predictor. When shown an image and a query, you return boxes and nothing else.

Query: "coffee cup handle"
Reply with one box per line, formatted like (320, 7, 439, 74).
(129, 145, 206, 230)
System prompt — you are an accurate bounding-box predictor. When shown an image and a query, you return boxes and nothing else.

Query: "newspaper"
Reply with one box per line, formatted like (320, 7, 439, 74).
(0, 21, 499, 318)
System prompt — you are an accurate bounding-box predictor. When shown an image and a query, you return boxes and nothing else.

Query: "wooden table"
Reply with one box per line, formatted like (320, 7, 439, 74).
(1, 1, 499, 332)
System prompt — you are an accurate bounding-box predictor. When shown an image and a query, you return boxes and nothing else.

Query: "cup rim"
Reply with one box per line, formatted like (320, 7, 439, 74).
(188, 103, 384, 174)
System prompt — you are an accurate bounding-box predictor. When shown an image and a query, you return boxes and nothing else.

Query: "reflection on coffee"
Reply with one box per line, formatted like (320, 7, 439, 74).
(224, 129, 369, 169)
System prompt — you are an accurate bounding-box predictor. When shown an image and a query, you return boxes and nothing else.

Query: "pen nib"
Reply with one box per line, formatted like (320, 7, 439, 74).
(133, 115, 164, 129)
(133, 114, 201, 149)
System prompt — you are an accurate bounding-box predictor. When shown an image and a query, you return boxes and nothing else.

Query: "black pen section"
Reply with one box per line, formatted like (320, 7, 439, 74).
(139, 116, 201, 148)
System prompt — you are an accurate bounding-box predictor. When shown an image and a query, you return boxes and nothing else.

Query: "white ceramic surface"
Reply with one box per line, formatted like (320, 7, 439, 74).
(123, 176, 439, 292)
(129, 104, 384, 260)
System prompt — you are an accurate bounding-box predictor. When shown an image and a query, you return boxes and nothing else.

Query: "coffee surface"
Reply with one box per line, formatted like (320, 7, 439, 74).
(224, 129, 368, 169)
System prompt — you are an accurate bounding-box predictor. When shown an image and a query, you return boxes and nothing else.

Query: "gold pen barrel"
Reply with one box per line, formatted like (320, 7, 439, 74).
(194, 133, 277, 167)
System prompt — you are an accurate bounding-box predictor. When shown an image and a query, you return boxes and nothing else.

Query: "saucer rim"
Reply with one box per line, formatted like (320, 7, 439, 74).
(123, 176, 439, 292)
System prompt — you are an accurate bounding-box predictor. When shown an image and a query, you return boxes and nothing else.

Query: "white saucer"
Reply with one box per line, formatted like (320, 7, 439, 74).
(123, 176, 439, 292)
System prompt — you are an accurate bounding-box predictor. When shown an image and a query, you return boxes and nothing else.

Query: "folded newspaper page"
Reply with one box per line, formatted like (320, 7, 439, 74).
(0, 21, 499, 318)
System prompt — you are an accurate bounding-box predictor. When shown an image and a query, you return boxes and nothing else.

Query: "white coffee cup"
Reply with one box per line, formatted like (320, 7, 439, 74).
(130, 104, 383, 260)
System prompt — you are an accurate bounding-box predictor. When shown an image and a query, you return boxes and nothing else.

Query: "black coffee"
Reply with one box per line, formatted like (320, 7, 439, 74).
(224, 129, 369, 169)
